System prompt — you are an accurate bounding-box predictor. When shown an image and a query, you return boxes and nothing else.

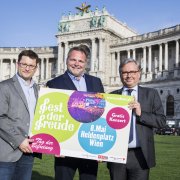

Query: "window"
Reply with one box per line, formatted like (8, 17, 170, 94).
(166, 95, 174, 116)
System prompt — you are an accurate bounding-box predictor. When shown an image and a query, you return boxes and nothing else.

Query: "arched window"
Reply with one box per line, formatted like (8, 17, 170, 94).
(166, 95, 174, 116)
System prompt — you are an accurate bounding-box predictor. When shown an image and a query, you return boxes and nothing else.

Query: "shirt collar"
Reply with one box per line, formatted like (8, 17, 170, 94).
(123, 85, 138, 92)
(67, 71, 85, 81)
(16, 73, 35, 87)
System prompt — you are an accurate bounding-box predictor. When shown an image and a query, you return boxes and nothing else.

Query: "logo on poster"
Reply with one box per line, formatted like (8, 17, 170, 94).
(35, 98, 74, 131)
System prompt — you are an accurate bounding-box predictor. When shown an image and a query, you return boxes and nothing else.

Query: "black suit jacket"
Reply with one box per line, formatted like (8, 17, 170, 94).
(46, 71, 104, 93)
(111, 86, 166, 168)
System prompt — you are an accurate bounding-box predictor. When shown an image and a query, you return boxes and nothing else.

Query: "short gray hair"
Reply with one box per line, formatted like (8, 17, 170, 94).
(119, 58, 141, 74)
(67, 45, 89, 60)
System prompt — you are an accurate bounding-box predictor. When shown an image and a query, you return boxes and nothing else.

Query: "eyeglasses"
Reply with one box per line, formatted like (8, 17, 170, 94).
(18, 63, 37, 70)
(121, 70, 139, 76)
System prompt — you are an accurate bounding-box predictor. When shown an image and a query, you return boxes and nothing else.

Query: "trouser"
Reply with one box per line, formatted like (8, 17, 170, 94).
(55, 157, 98, 180)
(107, 148, 150, 180)
(0, 153, 34, 180)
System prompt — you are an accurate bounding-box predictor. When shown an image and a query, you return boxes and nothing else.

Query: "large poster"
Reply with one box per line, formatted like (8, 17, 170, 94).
(30, 88, 133, 163)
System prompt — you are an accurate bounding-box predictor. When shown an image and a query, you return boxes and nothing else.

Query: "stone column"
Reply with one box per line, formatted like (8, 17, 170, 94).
(175, 40, 179, 67)
(111, 53, 116, 77)
(46, 58, 49, 80)
(174, 40, 180, 77)
(159, 44, 162, 72)
(141, 47, 146, 81)
(116, 51, 120, 76)
(133, 49, 136, 60)
(40, 58, 44, 80)
(163, 42, 169, 78)
(91, 38, 96, 72)
(110, 52, 116, 85)
(127, 50, 130, 58)
(164, 43, 168, 70)
(57, 43, 62, 75)
(143, 47, 147, 73)
(64, 42, 68, 71)
(148, 46, 152, 72)
(99, 38, 104, 71)
(147, 46, 152, 80)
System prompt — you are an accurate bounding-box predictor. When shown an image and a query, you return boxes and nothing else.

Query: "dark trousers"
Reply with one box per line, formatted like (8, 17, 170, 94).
(55, 157, 98, 180)
(107, 148, 149, 180)
(0, 153, 34, 180)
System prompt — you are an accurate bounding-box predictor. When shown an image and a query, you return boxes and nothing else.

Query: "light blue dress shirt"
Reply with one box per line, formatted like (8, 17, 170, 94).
(68, 72, 87, 92)
(16, 73, 36, 135)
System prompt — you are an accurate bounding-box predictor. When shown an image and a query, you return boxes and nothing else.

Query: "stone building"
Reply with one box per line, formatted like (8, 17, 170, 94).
(0, 6, 180, 126)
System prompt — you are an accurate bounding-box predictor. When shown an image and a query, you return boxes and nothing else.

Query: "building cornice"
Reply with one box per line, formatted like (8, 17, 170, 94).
(111, 24, 180, 48)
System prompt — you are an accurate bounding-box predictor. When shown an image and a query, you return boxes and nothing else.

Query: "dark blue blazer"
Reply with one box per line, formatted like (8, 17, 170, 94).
(111, 86, 166, 168)
(46, 71, 104, 93)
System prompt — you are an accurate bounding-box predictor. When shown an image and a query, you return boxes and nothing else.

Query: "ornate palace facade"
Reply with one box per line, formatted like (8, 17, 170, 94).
(0, 7, 180, 126)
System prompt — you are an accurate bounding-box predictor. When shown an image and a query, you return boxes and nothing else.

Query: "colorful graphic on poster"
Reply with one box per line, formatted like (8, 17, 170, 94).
(68, 91, 105, 123)
(30, 88, 133, 163)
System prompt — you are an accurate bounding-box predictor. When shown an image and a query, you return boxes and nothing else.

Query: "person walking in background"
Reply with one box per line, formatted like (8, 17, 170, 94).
(47, 45, 104, 180)
(107, 58, 166, 180)
(0, 50, 40, 180)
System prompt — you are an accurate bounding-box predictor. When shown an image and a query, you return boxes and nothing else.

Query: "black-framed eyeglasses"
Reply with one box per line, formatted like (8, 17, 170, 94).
(18, 63, 37, 70)
(121, 70, 139, 76)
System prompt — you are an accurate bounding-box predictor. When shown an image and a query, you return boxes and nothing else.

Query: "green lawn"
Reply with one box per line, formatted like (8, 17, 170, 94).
(32, 135, 180, 180)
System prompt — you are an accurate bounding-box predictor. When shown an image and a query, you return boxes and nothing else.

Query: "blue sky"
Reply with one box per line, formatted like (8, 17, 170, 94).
(0, 0, 179, 47)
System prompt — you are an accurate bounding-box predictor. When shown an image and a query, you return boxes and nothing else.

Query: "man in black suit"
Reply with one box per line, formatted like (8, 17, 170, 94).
(47, 45, 104, 180)
(107, 58, 166, 180)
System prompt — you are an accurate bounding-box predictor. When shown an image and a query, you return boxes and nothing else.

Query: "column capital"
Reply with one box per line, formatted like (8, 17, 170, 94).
(99, 37, 104, 41)
(58, 42, 63, 46)
(91, 38, 96, 42)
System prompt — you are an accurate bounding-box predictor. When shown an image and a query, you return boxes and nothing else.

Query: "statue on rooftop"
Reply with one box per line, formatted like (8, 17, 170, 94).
(64, 23, 70, 32)
(102, 6, 106, 13)
(90, 16, 97, 28)
(76, 2, 91, 13)
(98, 16, 106, 27)
(58, 22, 63, 32)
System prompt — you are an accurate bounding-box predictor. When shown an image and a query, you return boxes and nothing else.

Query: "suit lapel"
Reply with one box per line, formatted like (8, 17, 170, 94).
(112, 88, 123, 95)
(118, 89, 123, 95)
(137, 86, 143, 105)
(12, 75, 29, 111)
(33, 83, 39, 100)
(85, 75, 93, 92)
(63, 71, 77, 90)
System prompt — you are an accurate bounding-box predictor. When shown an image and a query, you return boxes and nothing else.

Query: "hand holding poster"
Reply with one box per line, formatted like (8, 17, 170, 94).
(30, 87, 133, 163)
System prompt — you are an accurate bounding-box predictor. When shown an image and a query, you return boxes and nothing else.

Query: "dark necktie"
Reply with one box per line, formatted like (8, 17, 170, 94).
(127, 89, 134, 143)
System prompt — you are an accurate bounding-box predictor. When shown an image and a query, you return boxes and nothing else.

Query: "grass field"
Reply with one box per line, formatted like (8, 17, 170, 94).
(32, 135, 180, 180)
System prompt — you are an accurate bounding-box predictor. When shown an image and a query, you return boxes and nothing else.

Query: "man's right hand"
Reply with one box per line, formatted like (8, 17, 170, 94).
(19, 138, 33, 153)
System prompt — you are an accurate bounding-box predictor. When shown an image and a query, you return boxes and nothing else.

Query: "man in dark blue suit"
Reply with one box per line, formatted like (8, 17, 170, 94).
(107, 58, 166, 180)
(47, 45, 104, 180)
